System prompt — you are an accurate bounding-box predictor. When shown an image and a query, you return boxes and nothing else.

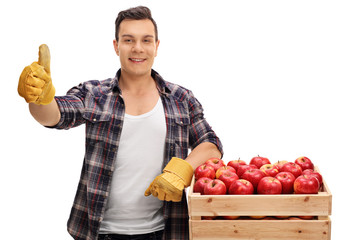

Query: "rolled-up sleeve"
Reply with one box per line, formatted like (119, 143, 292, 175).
(50, 83, 87, 130)
(187, 91, 223, 157)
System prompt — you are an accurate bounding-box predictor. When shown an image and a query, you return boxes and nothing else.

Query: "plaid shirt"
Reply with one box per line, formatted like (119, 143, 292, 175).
(51, 69, 223, 240)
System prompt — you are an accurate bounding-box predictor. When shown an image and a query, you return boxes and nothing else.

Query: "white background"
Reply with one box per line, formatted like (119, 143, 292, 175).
(1, 0, 359, 239)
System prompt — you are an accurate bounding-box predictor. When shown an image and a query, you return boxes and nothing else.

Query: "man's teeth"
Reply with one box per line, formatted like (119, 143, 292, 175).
(130, 58, 144, 62)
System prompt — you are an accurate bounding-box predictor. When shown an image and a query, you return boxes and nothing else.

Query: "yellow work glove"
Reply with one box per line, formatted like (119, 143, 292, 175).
(18, 44, 55, 105)
(145, 157, 193, 202)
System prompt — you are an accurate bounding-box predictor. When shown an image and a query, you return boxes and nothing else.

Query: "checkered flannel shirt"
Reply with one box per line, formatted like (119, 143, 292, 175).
(51, 69, 223, 240)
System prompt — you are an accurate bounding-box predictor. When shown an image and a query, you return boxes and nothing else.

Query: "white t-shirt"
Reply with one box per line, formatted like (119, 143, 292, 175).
(99, 97, 166, 234)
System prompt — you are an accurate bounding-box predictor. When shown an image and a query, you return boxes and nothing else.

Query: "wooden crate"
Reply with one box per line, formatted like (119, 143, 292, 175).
(188, 167, 332, 240)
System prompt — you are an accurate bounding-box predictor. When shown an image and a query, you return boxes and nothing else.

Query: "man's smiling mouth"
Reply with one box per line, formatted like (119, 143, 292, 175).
(129, 58, 146, 63)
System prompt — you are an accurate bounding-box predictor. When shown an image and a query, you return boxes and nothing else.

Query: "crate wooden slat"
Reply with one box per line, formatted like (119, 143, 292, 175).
(188, 182, 331, 217)
(190, 218, 331, 240)
(188, 166, 332, 240)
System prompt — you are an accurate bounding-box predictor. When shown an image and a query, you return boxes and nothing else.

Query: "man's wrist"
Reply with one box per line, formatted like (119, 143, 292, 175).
(164, 157, 193, 186)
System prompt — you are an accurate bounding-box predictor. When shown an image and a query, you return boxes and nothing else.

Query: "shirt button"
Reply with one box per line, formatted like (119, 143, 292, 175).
(93, 118, 97, 122)
(180, 121, 183, 124)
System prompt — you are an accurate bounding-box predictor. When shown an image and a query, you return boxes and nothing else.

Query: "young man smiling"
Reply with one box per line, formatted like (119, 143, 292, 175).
(18, 6, 223, 240)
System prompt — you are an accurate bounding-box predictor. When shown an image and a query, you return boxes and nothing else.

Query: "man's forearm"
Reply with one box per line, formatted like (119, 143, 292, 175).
(185, 142, 222, 170)
(29, 99, 61, 127)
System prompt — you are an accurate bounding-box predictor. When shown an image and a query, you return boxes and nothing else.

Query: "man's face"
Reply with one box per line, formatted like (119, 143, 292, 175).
(113, 19, 159, 78)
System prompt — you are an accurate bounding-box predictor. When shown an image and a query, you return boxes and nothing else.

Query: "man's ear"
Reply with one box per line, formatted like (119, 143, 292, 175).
(113, 39, 119, 56)
(155, 40, 160, 57)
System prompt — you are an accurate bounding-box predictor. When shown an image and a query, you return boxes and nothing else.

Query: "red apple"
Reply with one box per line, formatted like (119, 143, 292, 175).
(236, 164, 258, 178)
(273, 160, 288, 170)
(227, 159, 246, 172)
(294, 175, 319, 194)
(249, 155, 271, 168)
(275, 172, 296, 194)
(228, 179, 254, 195)
(260, 164, 279, 177)
(203, 179, 227, 195)
(193, 177, 213, 195)
(205, 158, 226, 172)
(280, 162, 302, 178)
(295, 156, 314, 171)
(216, 165, 236, 178)
(257, 177, 282, 194)
(302, 169, 323, 187)
(194, 164, 216, 180)
(241, 169, 266, 190)
(218, 171, 239, 191)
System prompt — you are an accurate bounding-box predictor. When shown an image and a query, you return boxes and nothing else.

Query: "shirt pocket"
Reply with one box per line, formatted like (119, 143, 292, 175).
(83, 111, 111, 123)
(174, 116, 190, 149)
(82, 94, 112, 145)
(82, 94, 111, 123)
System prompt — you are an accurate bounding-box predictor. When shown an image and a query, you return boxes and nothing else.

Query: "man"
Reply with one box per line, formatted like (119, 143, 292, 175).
(18, 6, 223, 240)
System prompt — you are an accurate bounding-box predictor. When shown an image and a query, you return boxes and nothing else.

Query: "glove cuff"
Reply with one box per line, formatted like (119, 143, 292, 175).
(164, 157, 194, 187)
(36, 83, 55, 105)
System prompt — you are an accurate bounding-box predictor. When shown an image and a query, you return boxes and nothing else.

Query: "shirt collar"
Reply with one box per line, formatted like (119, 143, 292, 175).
(151, 69, 172, 96)
(111, 68, 172, 96)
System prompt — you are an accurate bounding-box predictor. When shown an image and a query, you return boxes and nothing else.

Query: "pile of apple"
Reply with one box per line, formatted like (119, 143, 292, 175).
(194, 156, 323, 196)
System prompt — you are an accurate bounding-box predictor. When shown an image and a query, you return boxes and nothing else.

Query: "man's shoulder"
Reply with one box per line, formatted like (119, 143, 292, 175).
(164, 80, 195, 101)
(78, 77, 116, 96)
(82, 77, 114, 88)
(164, 80, 189, 93)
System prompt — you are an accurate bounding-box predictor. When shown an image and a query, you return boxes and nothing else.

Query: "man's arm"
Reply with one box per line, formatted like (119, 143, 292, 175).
(185, 142, 222, 170)
(29, 100, 60, 127)
(19, 44, 60, 126)
(186, 89, 224, 169)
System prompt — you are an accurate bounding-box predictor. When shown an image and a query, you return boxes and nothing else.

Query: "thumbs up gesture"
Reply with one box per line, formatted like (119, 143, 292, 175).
(18, 44, 55, 105)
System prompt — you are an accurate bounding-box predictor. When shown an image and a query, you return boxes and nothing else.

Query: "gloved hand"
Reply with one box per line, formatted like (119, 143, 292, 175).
(18, 44, 55, 105)
(145, 157, 193, 202)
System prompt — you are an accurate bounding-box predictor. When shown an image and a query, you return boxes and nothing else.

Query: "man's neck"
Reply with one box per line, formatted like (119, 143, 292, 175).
(119, 70, 156, 95)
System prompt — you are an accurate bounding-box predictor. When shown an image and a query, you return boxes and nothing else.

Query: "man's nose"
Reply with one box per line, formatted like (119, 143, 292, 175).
(132, 41, 144, 53)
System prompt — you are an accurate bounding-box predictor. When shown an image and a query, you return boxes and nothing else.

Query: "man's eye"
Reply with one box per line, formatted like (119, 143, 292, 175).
(124, 39, 132, 43)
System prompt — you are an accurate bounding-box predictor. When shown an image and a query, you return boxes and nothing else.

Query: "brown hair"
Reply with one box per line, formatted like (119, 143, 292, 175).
(115, 6, 158, 42)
